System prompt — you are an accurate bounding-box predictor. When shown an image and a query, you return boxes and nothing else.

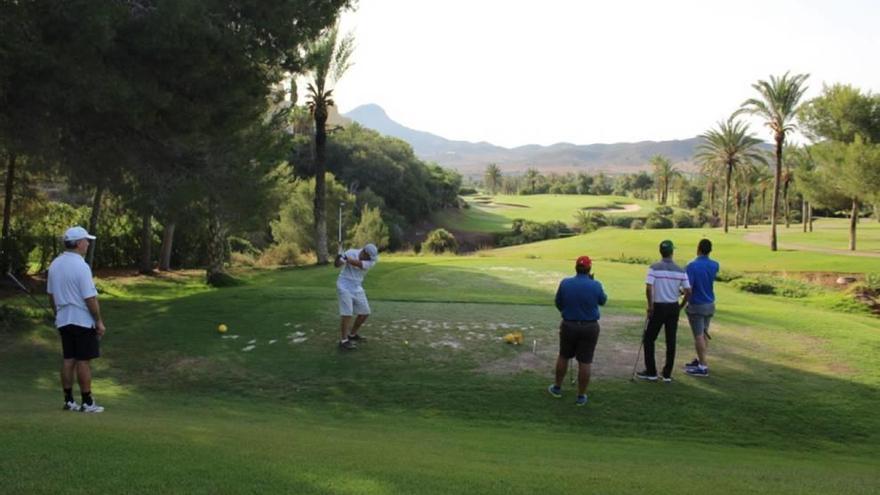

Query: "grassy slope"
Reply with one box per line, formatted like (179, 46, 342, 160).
(434, 194, 657, 233)
(3, 232, 880, 493)
(776, 217, 880, 253)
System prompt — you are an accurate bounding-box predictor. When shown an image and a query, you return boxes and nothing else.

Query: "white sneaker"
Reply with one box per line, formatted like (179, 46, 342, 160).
(63, 400, 80, 411)
(80, 402, 104, 413)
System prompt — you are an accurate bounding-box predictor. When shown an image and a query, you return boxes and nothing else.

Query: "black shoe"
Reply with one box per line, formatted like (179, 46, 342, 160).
(683, 359, 700, 370)
(635, 370, 658, 381)
(338, 340, 357, 350)
(348, 333, 365, 342)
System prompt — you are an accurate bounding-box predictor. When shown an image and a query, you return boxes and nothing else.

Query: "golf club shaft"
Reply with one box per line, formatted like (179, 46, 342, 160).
(338, 203, 343, 253)
(630, 317, 649, 378)
(6, 271, 55, 318)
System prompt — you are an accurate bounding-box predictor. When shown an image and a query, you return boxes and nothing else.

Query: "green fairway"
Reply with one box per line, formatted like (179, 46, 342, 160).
(3, 227, 880, 493)
(434, 194, 658, 233)
(773, 217, 880, 253)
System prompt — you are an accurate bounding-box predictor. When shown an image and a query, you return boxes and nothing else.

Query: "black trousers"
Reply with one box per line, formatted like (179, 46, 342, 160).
(643, 303, 680, 377)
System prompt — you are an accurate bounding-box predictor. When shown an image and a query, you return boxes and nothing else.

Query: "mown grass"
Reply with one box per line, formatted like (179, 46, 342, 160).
(2, 231, 879, 493)
(777, 217, 880, 253)
(434, 194, 658, 233)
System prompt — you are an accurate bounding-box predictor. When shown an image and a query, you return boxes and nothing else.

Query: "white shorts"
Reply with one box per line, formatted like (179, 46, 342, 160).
(338, 287, 371, 316)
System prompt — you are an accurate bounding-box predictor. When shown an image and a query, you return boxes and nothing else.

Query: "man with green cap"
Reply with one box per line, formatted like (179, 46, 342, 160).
(636, 240, 691, 382)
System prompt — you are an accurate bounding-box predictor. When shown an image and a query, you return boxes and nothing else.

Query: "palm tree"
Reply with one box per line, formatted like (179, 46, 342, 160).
(650, 155, 676, 205)
(304, 24, 355, 264)
(696, 117, 767, 233)
(484, 163, 502, 195)
(737, 71, 809, 250)
(524, 168, 541, 194)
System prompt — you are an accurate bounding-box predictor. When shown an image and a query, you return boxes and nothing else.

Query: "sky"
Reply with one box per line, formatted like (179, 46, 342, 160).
(327, 0, 880, 148)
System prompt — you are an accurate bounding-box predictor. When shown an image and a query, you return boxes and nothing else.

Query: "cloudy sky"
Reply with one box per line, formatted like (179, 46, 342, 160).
(330, 0, 880, 147)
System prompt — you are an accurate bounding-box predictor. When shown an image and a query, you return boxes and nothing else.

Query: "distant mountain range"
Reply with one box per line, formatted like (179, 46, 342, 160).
(343, 104, 710, 175)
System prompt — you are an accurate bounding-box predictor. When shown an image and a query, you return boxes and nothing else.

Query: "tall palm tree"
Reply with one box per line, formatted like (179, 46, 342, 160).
(737, 71, 809, 250)
(484, 163, 502, 195)
(650, 155, 676, 205)
(305, 24, 355, 264)
(696, 117, 767, 233)
(524, 168, 541, 194)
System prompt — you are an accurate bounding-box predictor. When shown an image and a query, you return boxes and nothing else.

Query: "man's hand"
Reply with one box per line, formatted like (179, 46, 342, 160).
(646, 306, 654, 317)
(95, 320, 106, 338)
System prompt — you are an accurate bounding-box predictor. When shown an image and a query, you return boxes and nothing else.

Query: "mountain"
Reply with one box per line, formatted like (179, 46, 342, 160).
(343, 104, 706, 175)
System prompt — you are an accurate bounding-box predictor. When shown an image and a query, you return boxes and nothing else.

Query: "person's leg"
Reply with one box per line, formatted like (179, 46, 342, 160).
(339, 316, 353, 341)
(76, 360, 93, 404)
(694, 333, 708, 365)
(554, 355, 568, 387)
(576, 362, 591, 396)
(350, 314, 368, 336)
(61, 359, 75, 402)
(662, 306, 679, 378)
(642, 316, 663, 376)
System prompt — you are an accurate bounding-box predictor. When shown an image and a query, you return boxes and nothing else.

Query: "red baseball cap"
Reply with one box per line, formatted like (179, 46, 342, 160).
(576, 255, 592, 268)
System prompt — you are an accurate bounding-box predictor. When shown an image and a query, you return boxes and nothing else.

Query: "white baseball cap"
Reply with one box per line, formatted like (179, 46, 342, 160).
(63, 226, 96, 242)
(364, 243, 378, 260)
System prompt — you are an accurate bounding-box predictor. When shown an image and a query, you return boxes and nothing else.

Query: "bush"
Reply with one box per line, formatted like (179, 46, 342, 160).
(609, 215, 638, 228)
(715, 269, 743, 282)
(655, 206, 674, 216)
(422, 228, 458, 254)
(459, 187, 478, 195)
(672, 211, 694, 228)
(645, 215, 673, 229)
(732, 278, 775, 295)
(258, 242, 303, 266)
(351, 205, 390, 250)
(630, 219, 645, 230)
(230, 251, 257, 267)
(609, 254, 651, 265)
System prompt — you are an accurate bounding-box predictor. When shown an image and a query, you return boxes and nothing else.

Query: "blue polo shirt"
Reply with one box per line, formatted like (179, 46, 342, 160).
(686, 255, 720, 305)
(555, 274, 607, 321)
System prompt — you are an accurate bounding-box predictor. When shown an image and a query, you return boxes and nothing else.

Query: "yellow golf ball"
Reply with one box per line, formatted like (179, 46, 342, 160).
(217, 324, 228, 333)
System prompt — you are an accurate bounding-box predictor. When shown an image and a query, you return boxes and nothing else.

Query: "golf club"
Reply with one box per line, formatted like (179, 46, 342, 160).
(569, 358, 575, 385)
(6, 271, 55, 320)
(338, 201, 345, 255)
(629, 316, 650, 382)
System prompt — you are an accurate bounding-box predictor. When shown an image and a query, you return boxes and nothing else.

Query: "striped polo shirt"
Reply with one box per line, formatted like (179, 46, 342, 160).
(645, 258, 691, 303)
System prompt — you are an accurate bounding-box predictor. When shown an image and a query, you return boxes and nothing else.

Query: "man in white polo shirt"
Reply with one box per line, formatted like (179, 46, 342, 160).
(47, 226, 106, 412)
(637, 239, 691, 383)
(334, 243, 378, 350)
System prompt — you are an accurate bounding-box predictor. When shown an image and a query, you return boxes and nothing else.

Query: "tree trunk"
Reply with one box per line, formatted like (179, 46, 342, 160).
(761, 189, 766, 222)
(87, 182, 104, 267)
(744, 193, 752, 229)
(723, 163, 732, 233)
(849, 198, 858, 251)
(206, 205, 229, 285)
(139, 211, 152, 275)
(734, 189, 741, 229)
(808, 203, 814, 232)
(708, 181, 716, 217)
(1, 152, 17, 273)
(313, 107, 329, 265)
(770, 135, 783, 251)
(159, 221, 176, 271)
(783, 180, 791, 228)
(802, 200, 808, 233)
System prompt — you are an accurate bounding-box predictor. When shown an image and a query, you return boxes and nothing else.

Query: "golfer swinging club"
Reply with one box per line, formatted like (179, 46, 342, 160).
(335, 243, 379, 350)
(547, 255, 607, 406)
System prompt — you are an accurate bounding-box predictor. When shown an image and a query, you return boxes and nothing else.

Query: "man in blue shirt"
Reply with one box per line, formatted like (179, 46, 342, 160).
(548, 255, 607, 406)
(684, 239, 719, 377)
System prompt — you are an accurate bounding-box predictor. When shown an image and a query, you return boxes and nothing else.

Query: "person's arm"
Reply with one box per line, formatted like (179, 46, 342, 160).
(597, 283, 607, 306)
(680, 287, 691, 309)
(346, 257, 366, 269)
(645, 284, 654, 316)
(334, 254, 345, 267)
(85, 296, 105, 337)
(555, 283, 564, 311)
(47, 294, 57, 317)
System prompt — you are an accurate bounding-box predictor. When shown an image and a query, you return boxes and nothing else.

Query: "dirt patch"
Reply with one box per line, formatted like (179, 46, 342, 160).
(492, 202, 529, 208)
(478, 314, 644, 379)
(582, 203, 642, 214)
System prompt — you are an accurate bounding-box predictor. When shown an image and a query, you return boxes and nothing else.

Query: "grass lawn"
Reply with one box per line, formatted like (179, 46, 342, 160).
(3, 230, 879, 493)
(776, 217, 880, 253)
(434, 194, 658, 233)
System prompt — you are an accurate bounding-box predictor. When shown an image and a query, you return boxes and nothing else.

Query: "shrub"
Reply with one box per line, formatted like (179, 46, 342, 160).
(715, 269, 743, 282)
(351, 205, 390, 250)
(732, 278, 775, 294)
(609, 254, 651, 265)
(609, 215, 637, 228)
(655, 206, 674, 216)
(422, 228, 458, 254)
(459, 187, 478, 195)
(672, 211, 694, 228)
(630, 219, 645, 230)
(645, 215, 673, 229)
(258, 242, 302, 266)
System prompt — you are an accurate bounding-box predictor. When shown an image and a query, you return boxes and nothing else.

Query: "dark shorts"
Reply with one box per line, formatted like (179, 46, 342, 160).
(59, 324, 100, 361)
(558, 320, 600, 364)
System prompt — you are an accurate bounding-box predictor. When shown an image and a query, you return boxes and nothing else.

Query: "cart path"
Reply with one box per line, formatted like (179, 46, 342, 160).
(743, 230, 880, 258)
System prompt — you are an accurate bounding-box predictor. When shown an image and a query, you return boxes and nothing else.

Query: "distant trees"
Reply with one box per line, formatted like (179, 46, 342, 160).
(484, 164, 502, 194)
(650, 155, 676, 205)
(696, 117, 767, 233)
(737, 71, 810, 250)
(304, 24, 355, 265)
